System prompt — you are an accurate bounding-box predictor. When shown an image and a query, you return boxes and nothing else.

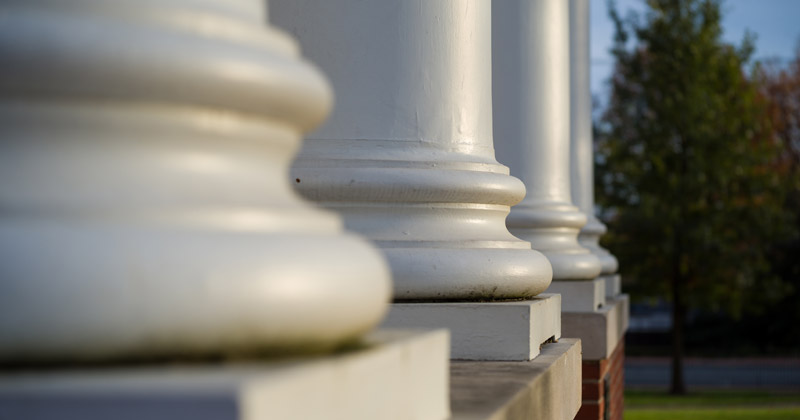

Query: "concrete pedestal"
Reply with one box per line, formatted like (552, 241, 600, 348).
(602, 274, 622, 298)
(561, 295, 629, 361)
(562, 295, 629, 420)
(0, 330, 449, 420)
(545, 278, 606, 312)
(381, 295, 561, 361)
(450, 338, 582, 420)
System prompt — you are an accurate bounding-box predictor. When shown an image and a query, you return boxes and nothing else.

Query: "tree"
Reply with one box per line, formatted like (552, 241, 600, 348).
(754, 45, 800, 354)
(596, 0, 793, 394)
(758, 45, 800, 185)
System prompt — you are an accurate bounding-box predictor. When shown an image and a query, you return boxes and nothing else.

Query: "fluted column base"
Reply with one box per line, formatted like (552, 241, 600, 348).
(0, 0, 391, 363)
(507, 203, 602, 281)
(293, 140, 554, 300)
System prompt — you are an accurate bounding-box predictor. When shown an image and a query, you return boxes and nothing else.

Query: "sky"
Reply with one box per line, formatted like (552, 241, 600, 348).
(590, 0, 800, 100)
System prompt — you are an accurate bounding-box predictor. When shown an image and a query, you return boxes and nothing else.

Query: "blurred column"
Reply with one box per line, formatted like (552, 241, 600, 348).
(562, 5, 628, 420)
(271, 0, 552, 301)
(493, 0, 603, 289)
(563, 3, 630, 419)
(0, 0, 392, 363)
(569, 0, 622, 298)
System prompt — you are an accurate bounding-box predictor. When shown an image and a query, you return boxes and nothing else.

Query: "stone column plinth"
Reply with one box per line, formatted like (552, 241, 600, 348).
(0, 330, 451, 420)
(569, 0, 620, 281)
(272, 0, 552, 301)
(492, 0, 602, 287)
(0, 0, 391, 363)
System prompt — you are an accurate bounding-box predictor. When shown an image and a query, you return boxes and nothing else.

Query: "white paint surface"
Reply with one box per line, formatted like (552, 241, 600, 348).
(570, 0, 619, 275)
(381, 295, 562, 361)
(271, 0, 553, 300)
(0, 0, 391, 362)
(561, 295, 629, 360)
(492, 0, 602, 281)
(602, 274, 622, 298)
(545, 278, 606, 313)
(0, 330, 450, 420)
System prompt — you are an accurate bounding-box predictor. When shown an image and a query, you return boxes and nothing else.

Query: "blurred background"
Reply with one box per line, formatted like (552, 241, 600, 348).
(589, 0, 800, 418)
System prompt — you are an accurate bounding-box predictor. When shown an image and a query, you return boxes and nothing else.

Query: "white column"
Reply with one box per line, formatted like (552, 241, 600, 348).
(569, 0, 620, 282)
(0, 0, 391, 362)
(271, 0, 553, 301)
(493, 0, 602, 282)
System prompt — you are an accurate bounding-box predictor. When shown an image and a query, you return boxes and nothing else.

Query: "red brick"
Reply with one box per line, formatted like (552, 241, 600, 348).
(578, 334, 627, 420)
(574, 400, 603, 420)
(605, 335, 627, 420)
(582, 380, 604, 400)
(582, 358, 608, 379)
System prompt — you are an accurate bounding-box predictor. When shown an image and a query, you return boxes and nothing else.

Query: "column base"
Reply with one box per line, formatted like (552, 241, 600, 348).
(545, 278, 606, 312)
(0, 330, 450, 420)
(602, 274, 622, 298)
(381, 294, 561, 360)
(450, 338, 582, 420)
(561, 295, 629, 361)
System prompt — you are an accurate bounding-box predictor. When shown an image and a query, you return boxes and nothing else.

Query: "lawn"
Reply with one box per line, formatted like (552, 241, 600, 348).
(625, 390, 800, 420)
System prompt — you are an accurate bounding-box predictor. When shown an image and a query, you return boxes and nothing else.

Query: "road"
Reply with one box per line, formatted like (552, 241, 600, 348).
(625, 357, 800, 389)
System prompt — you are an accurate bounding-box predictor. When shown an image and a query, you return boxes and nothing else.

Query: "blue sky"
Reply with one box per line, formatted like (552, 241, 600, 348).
(590, 0, 800, 99)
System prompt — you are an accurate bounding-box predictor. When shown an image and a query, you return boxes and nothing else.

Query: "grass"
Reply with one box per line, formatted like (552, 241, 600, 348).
(626, 408, 800, 420)
(625, 390, 800, 420)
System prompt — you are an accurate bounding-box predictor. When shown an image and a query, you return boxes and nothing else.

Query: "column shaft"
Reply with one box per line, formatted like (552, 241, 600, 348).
(272, 0, 553, 300)
(569, 0, 619, 275)
(493, 0, 602, 281)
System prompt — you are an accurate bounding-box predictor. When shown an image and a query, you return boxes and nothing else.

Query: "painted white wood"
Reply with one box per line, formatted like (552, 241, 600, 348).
(0, 0, 391, 362)
(271, 0, 553, 300)
(569, 0, 619, 275)
(493, 0, 602, 281)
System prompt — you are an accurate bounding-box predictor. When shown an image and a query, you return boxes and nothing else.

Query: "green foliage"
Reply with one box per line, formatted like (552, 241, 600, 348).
(596, 0, 795, 317)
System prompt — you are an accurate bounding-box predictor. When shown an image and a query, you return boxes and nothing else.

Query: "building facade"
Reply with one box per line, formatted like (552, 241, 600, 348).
(0, 1, 627, 419)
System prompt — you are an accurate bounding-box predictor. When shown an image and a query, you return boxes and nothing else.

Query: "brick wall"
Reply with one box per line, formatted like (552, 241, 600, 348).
(575, 338, 625, 420)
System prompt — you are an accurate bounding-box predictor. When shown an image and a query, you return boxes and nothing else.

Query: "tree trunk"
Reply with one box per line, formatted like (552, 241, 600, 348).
(670, 271, 687, 394)
(671, 133, 689, 395)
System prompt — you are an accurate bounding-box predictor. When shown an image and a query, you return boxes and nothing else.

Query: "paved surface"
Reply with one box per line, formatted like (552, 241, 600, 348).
(626, 357, 800, 389)
(450, 339, 582, 420)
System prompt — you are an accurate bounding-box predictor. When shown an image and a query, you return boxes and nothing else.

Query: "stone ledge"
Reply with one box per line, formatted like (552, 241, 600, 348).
(545, 278, 606, 312)
(381, 294, 561, 361)
(450, 338, 582, 420)
(0, 329, 450, 420)
(601, 274, 622, 298)
(561, 295, 629, 361)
